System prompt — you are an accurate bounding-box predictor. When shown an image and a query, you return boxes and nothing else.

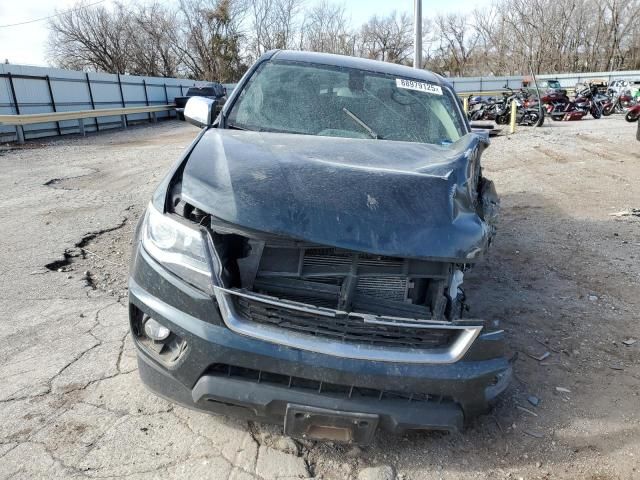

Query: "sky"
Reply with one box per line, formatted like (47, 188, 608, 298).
(0, 0, 490, 67)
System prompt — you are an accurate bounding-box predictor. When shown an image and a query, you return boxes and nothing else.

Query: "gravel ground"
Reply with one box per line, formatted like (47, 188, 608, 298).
(0, 117, 638, 479)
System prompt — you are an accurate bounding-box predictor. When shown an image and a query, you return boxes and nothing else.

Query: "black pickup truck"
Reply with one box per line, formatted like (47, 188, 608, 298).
(174, 83, 226, 120)
(128, 50, 511, 445)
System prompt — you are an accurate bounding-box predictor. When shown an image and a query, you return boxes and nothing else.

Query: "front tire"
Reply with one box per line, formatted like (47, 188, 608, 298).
(603, 105, 614, 116)
(495, 114, 509, 125)
(626, 110, 639, 122)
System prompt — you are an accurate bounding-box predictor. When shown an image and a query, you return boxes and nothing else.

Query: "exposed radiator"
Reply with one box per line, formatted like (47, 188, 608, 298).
(254, 245, 448, 318)
(355, 276, 408, 302)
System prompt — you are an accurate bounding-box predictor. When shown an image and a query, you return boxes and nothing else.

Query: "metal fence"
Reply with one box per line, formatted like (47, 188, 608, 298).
(448, 69, 640, 94)
(0, 64, 200, 142)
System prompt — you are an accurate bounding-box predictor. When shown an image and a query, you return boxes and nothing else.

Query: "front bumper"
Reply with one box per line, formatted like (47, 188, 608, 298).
(129, 242, 512, 438)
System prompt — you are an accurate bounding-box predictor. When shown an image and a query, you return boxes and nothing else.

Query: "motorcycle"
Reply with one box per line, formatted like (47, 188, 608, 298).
(466, 96, 502, 122)
(540, 90, 570, 115)
(494, 88, 544, 127)
(551, 85, 602, 121)
(625, 103, 640, 122)
(603, 91, 636, 116)
(467, 96, 488, 121)
(592, 92, 610, 116)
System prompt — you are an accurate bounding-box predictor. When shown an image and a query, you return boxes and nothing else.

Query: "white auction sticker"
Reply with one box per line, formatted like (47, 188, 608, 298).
(396, 78, 443, 95)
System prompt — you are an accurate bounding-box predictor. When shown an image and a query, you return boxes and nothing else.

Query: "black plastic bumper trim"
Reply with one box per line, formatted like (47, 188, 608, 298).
(139, 353, 463, 437)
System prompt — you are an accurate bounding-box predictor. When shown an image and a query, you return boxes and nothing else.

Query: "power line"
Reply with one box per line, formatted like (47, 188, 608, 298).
(0, 0, 107, 29)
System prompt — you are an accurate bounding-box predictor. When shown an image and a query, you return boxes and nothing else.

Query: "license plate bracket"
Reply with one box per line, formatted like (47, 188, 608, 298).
(284, 404, 379, 444)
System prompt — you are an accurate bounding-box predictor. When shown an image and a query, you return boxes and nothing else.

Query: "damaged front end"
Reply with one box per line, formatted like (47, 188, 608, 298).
(163, 129, 499, 364)
(208, 224, 481, 364)
(129, 127, 510, 441)
(129, 52, 512, 441)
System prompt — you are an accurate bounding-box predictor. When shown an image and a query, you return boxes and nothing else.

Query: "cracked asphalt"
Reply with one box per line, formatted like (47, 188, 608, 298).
(0, 118, 639, 479)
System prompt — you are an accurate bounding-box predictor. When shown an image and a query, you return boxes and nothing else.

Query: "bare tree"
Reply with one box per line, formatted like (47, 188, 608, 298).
(474, 5, 510, 75)
(46, 0, 640, 79)
(248, 0, 303, 59)
(172, 0, 247, 81)
(47, 1, 133, 73)
(601, 0, 640, 70)
(418, 17, 435, 69)
(48, 0, 248, 80)
(359, 11, 413, 63)
(301, 1, 357, 55)
(127, 3, 181, 77)
(432, 13, 479, 76)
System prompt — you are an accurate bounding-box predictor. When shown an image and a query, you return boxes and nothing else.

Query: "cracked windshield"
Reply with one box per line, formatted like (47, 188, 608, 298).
(228, 61, 466, 145)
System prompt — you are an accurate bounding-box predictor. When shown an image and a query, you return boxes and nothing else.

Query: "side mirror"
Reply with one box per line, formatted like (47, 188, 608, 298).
(184, 96, 217, 128)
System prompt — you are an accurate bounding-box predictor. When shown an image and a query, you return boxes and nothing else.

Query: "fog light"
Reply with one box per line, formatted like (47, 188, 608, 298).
(143, 316, 171, 341)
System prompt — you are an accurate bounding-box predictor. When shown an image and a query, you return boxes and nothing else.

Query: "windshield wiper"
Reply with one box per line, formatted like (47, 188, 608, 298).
(227, 123, 249, 131)
(342, 107, 380, 139)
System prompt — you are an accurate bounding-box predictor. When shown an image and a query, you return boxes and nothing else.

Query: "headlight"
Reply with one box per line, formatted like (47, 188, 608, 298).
(141, 203, 212, 293)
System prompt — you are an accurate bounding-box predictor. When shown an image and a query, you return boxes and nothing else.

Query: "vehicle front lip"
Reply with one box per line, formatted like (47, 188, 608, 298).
(128, 242, 512, 431)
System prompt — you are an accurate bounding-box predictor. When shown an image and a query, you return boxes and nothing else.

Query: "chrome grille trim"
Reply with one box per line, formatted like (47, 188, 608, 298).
(214, 286, 483, 364)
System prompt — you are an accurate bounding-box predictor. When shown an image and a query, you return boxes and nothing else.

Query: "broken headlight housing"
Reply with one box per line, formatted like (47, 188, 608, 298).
(141, 203, 212, 294)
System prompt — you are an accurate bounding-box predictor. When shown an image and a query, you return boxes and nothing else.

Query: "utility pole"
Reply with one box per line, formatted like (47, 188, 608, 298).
(413, 0, 422, 69)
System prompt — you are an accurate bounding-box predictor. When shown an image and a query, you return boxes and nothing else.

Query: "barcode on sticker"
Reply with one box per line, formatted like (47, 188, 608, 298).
(396, 79, 443, 95)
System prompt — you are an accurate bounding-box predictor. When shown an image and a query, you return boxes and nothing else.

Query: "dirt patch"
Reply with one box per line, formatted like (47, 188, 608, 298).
(534, 145, 568, 163)
(0, 142, 48, 153)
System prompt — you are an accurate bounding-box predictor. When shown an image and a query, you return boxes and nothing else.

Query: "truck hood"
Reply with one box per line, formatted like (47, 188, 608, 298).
(178, 129, 496, 261)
